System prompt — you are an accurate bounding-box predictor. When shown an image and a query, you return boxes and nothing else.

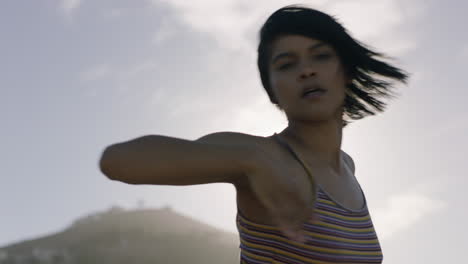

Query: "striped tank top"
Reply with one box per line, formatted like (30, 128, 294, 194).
(236, 133, 383, 263)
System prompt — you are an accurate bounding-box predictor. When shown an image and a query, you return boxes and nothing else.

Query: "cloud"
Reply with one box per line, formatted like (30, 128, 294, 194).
(79, 64, 112, 97)
(103, 8, 126, 19)
(60, 0, 82, 18)
(79, 64, 111, 82)
(372, 191, 446, 240)
(326, 0, 404, 39)
(147, 0, 423, 56)
(325, 0, 424, 56)
(226, 95, 286, 136)
(141, 0, 426, 78)
(152, 17, 177, 44)
(147, 0, 329, 51)
(78, 60, 164, 98)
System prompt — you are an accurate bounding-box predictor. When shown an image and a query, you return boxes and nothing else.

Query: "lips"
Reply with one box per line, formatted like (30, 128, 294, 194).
(301, 85, 325, 98)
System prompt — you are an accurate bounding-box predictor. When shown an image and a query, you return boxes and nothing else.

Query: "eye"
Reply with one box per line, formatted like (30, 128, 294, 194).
(315, 53, 332, 60)
(278, 63, 293, 70)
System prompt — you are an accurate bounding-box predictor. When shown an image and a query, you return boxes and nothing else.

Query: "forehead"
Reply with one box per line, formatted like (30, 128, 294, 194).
(270, 34, 330, 54)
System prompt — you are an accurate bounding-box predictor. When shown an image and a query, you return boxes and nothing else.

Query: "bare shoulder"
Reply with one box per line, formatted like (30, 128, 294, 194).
(196, 131, 278, 157)
(196, 131, 266, 146)
(341, 150, 356, 174)
(198, 132, 285, 224)
(196, 131, 270, 186)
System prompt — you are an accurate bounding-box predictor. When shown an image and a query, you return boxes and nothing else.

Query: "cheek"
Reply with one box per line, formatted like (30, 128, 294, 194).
(268, 76, 279, 97)
(270, 71, 288, 85)
(329, 65, 348, 89)
(270, 74, 291, 96)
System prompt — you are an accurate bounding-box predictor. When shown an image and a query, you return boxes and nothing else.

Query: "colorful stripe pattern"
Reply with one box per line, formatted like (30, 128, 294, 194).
(236, 188, 383, 263)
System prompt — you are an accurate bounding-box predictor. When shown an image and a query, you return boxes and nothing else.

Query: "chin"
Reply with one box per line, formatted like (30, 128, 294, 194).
(299, 108, 342, 123)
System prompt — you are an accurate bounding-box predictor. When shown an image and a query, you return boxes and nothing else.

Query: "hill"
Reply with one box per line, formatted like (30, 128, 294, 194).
(0, 206, 240, 264)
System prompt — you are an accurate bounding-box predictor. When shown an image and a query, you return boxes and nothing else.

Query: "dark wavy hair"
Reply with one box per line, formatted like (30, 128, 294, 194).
(258, 4, 409, 127)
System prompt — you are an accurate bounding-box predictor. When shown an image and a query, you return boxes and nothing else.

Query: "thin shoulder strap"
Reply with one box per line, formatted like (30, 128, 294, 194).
(272, 133, 318, 196)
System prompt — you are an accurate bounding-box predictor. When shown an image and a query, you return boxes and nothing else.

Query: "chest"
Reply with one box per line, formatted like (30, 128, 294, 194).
(314, 165, 365, 210)
(236, 151, 365, 225)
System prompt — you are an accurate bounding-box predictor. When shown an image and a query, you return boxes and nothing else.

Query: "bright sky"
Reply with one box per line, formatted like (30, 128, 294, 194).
(1, 0, 467, 262)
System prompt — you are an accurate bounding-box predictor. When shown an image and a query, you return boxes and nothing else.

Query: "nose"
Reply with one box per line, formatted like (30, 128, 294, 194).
(298, 66, 317, 81)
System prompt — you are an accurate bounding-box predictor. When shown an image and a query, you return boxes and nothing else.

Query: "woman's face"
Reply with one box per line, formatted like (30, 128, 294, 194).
(268, 34, 350, 122)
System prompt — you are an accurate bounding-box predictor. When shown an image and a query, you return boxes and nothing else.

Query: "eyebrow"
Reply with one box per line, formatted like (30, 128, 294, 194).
(271, 42, 327, 65)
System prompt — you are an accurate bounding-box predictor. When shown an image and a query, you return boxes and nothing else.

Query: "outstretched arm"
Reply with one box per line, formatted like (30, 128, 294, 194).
(99, 132, 258, 186)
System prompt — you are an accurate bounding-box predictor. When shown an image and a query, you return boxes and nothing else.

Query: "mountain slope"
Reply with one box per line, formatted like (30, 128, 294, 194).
(0, 206, 240, 264)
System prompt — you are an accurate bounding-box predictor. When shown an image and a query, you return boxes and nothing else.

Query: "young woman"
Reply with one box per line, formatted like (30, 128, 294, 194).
(99, 5, 408, 263)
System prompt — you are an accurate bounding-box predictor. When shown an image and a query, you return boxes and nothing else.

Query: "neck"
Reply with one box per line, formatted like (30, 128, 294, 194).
(278, 117, 343, 172)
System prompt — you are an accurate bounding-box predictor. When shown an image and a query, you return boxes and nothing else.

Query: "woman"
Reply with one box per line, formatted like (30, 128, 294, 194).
(99, 5, 408, 263)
